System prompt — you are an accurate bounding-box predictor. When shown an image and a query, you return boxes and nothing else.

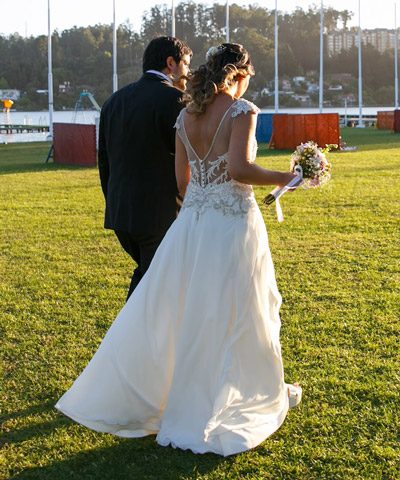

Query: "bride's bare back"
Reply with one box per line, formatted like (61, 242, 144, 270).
(183, 94, 236, 160)
(176, 95, 260, 192)
(175, 92, 296, 197)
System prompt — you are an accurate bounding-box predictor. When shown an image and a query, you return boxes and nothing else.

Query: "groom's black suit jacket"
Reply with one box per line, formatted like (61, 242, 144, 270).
(98, 73, 184, 236)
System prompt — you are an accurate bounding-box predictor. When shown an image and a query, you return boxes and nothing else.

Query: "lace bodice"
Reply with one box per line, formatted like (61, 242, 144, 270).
(175, 98, 260, 216)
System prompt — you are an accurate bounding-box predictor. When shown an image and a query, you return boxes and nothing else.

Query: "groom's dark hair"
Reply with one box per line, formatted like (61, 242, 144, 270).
(142, 36, 192, 73)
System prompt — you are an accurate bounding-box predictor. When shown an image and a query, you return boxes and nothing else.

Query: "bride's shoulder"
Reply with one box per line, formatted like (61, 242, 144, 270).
(174, 107, 187, 130)
(231, 98, 260, 118)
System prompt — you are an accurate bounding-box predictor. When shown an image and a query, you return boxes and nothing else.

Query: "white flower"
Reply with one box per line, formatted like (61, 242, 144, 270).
(206, 45, 225, 62)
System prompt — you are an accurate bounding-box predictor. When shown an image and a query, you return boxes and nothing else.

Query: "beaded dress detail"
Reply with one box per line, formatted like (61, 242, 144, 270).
(175, 99, 259, 217)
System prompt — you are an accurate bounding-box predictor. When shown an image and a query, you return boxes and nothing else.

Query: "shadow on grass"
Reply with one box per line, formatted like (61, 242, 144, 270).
(0, 401, 71, 448)
(4, 401, 231, 480)
(0, 400, 56, 424)
(7, 411, 231, 480)
(10, 439, 231, 480)
(3, 416, 72, 448)
(0, 142, 97, 175)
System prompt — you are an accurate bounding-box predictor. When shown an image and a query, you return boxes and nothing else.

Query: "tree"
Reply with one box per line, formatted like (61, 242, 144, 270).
(0, 3, 395, 109)
(340, 10, 353, 30)
(0, 77, 9, 88)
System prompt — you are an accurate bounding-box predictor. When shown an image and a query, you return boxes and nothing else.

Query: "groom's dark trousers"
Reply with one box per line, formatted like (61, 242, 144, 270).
(98, 73, 184, 299)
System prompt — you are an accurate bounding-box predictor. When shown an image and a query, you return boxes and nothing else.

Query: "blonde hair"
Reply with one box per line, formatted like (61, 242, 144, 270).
(184, 43, 255, 115)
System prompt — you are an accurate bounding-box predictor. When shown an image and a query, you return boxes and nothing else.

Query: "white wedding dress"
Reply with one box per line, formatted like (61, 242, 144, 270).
(56, 98, 292, 456)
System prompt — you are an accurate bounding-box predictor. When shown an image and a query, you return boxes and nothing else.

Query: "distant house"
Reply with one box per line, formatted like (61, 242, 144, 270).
(0, 89, 20, 100)
(59, 81, 72, 93)
(282, 79, 292, 91)
(293, 94, 311, 103)
(345, 93, 356, 103)
(307, 83, 319, 93)
(293, 76, 306, 85)
(329, 85, 343, 91)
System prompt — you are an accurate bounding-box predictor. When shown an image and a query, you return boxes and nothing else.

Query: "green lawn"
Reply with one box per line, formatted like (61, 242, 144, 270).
(1, 129, 399, 480)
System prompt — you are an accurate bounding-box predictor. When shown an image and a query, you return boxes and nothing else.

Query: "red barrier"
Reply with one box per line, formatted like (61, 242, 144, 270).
(394, 110, 400, 133)
(376, 111, 394, 130)
(53, 123, 97, 166)
(271, 113, 340, 150)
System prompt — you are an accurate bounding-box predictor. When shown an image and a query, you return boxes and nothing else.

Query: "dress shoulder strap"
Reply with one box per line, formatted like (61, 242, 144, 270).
(174, 108, 186, 130)
(231, 99, 260, 118)
(178, 104, 235, 162)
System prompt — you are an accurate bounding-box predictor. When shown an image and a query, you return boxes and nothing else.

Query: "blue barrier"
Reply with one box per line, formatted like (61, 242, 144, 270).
(256, 113, 273, 143)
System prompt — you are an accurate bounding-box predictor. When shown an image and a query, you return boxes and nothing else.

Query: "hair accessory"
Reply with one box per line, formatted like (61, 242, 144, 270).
(206, 45, 226, 62)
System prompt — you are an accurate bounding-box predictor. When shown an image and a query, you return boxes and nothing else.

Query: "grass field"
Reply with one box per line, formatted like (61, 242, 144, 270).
(1, 129, 399, 480)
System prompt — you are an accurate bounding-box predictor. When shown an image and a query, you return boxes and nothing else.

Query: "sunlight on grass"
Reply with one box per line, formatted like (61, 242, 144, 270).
(1, 129, 399, 479)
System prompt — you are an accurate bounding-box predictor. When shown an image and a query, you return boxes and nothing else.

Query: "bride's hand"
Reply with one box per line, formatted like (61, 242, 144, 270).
(277, 172, 302, 189)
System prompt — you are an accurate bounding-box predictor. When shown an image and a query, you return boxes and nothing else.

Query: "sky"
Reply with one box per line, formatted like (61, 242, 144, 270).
(0, 0, 398, 38)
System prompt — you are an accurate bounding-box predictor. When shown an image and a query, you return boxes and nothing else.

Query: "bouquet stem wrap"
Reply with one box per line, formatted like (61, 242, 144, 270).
(263, 166, 303, 222)
(262, 141, 334, 222)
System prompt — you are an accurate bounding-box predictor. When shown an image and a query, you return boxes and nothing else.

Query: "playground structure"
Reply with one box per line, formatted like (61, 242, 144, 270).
(72, 91, 101, 123)
(43, 91, 100, 163)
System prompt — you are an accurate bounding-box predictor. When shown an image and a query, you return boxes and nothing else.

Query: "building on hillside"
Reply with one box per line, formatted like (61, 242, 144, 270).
(328, 85, 343, 91)
(307, 83, 319, 93)
(59, 81, 72, 93)
(345, 93, 356, 104)
(0, 89, 20, 101)
(293, 94, 311, 103)
(327, 28, 400, 56)
(327, 30, 356, 56)
(292, 76, 306, 85)
(281, 79, 292, 91)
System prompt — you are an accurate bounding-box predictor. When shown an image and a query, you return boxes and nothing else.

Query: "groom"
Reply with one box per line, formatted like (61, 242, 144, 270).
(98, 37, 192, 299)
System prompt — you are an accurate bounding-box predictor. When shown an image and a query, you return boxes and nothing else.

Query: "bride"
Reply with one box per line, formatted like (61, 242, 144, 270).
(56, 43, 302, 457)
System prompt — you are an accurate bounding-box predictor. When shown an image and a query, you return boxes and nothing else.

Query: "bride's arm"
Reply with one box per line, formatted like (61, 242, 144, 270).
(227, 112, 296, 187)
(175, 132, 191, 198)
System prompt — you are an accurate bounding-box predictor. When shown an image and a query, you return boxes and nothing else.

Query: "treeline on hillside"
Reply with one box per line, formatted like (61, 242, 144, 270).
(0, 2, 396, 110)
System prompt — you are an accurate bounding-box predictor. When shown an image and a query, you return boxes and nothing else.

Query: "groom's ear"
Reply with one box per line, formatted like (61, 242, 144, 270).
(165, 56, 177, 73)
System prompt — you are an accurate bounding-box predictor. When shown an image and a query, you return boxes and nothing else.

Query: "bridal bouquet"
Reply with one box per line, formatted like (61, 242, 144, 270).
(263, 141, 334, 221)
(289, 141, 333, 188)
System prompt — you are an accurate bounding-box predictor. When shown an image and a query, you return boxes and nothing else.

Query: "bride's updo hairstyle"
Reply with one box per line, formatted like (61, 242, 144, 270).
(184, 43, 255, 115)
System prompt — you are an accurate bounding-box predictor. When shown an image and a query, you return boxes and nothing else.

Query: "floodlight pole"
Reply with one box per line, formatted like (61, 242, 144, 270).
(395, 2, 399, 108)
(357, 0, 364, 127)
(172, 0, 175, 36)
(226, 0, 230, 42)
(47, 0, 54, 138)
(274, 0, 279, 113)
(113, 0, 118, 93)
(319, 0, 324, 113)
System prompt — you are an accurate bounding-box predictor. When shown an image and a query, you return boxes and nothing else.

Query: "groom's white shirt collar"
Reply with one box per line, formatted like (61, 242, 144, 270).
(145, 70, 173, 85)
